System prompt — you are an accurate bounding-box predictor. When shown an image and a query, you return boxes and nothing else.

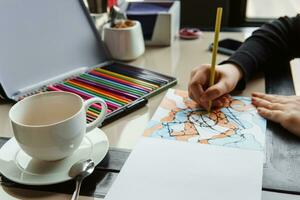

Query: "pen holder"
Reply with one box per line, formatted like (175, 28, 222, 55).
(103, 21, 145, 61)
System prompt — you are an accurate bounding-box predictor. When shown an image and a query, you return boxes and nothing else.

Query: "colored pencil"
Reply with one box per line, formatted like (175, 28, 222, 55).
(84, 72, 148, 95)
(208, 7, 223, 112)
(103, 65, 167, 86)
(48, 85, 113, 113)
(67, 79, 131, 104)
(63, 82, 126, 106)
(79, 74, 148, 97)
(54, 83, 120, 110)
(95, 68, 159, 90)
(75, 76, 139, 100)
(106, 64, 171, 83)
(46, 64, 173, 125)
(89, 70, 152, 93)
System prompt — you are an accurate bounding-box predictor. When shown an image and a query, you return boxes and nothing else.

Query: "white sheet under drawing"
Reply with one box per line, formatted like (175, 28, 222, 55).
(105, 137, 264, 200)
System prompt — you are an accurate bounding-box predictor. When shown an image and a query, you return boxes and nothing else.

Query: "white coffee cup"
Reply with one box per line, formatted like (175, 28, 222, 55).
(103, 20, 145, 61)
(9, 92, 107, 161)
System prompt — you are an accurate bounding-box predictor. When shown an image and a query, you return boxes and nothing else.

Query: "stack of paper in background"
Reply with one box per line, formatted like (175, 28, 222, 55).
(105, 89, 266, 200)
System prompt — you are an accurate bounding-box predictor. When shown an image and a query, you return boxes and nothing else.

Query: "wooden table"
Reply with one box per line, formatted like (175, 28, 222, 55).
(0, 31, 300, 200)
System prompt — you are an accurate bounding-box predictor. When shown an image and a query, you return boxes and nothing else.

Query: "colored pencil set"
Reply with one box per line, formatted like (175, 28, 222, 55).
(47, 64, 176, 123)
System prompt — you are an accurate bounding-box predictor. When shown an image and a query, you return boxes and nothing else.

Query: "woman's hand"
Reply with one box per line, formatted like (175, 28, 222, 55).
(252, 92, 300, 137)
(188, 63, 243, 109)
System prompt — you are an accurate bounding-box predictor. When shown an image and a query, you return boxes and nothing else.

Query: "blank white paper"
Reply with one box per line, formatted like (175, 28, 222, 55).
(105, 137, 263, 200)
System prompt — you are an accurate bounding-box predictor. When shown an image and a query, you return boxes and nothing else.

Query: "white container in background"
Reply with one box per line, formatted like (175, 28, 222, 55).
(103, 21, 145, 61)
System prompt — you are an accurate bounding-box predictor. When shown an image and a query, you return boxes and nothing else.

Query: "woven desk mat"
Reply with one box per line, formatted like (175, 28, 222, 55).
(0, 137, 130, 198)
(262, 63, 300, 195)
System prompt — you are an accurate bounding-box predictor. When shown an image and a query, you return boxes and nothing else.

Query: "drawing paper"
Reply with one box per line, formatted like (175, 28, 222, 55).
(105, 89, 266, 200)
(144, 89, 266, 151)
(105, 137, 264, 200)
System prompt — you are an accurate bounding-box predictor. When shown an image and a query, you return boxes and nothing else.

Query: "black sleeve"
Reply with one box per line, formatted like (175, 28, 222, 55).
(221, 15, 300, 89)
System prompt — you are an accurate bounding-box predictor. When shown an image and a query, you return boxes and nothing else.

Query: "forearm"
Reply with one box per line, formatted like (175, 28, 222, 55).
(223, 15, 300, 83)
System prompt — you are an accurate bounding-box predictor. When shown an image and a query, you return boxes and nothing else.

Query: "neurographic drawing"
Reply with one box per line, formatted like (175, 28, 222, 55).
(144, 89, 266, 151)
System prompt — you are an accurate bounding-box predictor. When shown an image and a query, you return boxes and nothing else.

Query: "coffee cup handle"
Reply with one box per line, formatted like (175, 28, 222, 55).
(84, 97, 107, 132)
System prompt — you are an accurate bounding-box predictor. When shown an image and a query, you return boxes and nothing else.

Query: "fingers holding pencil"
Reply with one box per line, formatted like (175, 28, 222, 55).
(188, 7, 223, 110)
(188, 64, 243, 109)
(207, 7, 223, 112)
(188, 64, 210, 105)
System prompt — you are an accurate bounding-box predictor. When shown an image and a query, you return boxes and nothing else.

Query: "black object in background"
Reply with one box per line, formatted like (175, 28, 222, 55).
(86, 0, 107, 14)
(209, 38, 243, 56)
(180, 0, 248, 28)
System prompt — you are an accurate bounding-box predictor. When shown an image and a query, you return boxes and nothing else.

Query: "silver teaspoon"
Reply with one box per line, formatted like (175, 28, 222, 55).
(69, 159, 95, 200)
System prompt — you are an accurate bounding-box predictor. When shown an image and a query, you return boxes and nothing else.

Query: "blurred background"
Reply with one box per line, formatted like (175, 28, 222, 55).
(85, 0, 300, 29)
(247, 0, 299, 18)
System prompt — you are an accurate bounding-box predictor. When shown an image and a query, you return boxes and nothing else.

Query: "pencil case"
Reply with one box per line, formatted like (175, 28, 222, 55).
(0, 0, 176, 126)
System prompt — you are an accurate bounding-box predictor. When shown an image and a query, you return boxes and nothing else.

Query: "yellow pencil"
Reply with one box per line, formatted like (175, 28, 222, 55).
(208, 7, 223, 112)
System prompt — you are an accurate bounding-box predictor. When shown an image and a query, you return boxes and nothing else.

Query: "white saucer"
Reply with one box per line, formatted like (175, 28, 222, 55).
(0, 128, 109, 185)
